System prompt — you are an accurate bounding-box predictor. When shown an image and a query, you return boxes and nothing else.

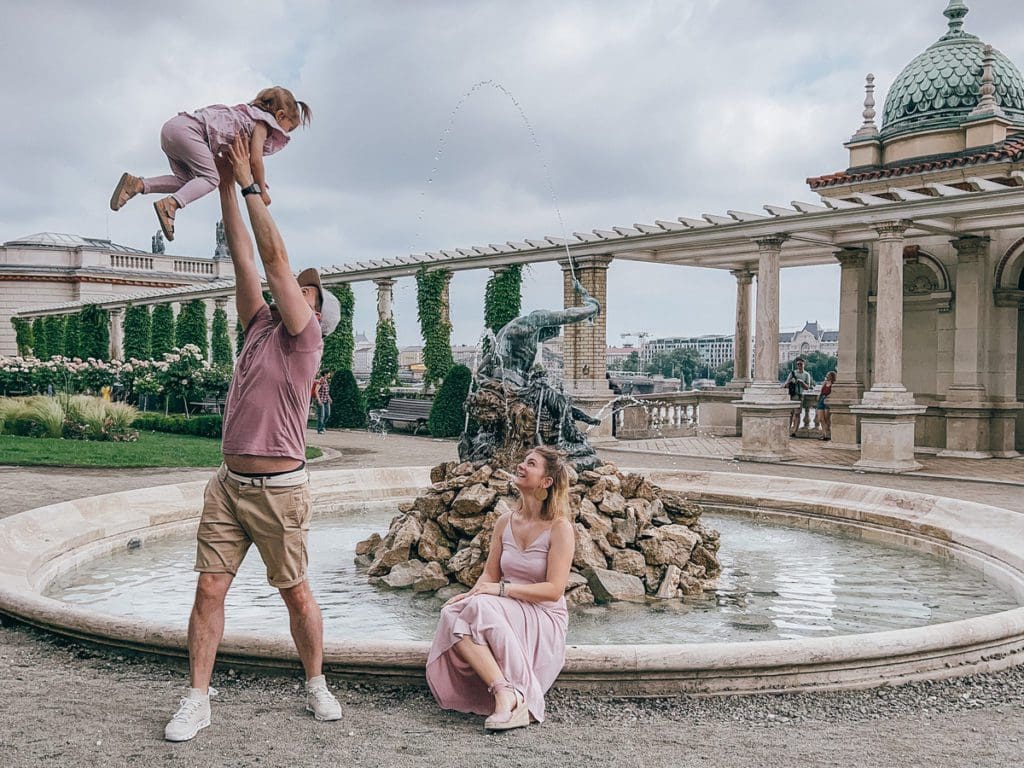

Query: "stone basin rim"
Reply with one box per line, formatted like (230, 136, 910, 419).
(3, 465, 1024, 696)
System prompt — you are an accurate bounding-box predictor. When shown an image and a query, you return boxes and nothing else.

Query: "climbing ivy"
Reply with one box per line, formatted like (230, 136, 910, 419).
(150, 304, 176, 358)
(211, 305, 233, 367)
(123, 304, 151, 361)
(366, 317, 399, 410)
(175, 299, 209, 358)
(11, 317, 33, 356)
(79, 304, 110, 360)
(321, 284, 355, 373)
(484, 264, 522, 334)
(44, 315, 65, 358)
(416, 266, 453, 390)
(62, 312, 81, 359)
(31, 317, 47, 359)
(428, 364, 471, 437)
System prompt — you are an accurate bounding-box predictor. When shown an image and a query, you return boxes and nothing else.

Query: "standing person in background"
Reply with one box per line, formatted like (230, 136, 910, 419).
(163, 134, 342, 743)
(783, 357, 813, 437)
(314, 371, 332, 434)
(816, 370, 836, 441)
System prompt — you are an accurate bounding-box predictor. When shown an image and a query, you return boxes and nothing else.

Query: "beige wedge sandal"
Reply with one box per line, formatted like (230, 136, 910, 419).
(483, 681, 529, 732)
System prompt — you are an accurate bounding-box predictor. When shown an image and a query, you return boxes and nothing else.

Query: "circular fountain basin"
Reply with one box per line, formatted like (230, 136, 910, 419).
(3, 467, 1024, 695)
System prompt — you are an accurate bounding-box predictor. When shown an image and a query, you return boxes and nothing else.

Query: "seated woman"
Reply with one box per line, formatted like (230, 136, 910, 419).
(425, 445, 573, 731)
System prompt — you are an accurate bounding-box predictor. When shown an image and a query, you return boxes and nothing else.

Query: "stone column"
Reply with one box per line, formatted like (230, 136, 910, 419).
(439, 271, 452, 327)
(729, 268, 754, 389)
(560, 255, 615, 441)
(852, 222, 925, 472)
(734, 236, 795, 462)
(374, 278, 395, 322)
(108, 307, 125, 360)
(940, 236, 1017, 457)
(829, 247, 869, 448)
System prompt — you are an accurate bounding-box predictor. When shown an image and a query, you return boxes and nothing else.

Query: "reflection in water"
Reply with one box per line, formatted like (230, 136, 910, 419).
(47, 509, 1019, 645)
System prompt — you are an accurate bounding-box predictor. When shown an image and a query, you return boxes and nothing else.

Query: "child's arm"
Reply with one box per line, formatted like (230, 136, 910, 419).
(248, 122, 272, 206)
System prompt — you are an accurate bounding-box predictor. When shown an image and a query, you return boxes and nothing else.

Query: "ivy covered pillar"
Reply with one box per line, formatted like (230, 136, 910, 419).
(560, 254, 615, 441)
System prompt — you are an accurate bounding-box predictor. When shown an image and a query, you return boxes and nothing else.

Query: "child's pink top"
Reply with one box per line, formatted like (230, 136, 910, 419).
(188, 104, 291, 157)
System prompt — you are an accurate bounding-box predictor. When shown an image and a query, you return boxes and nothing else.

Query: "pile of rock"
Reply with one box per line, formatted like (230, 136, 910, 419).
(355, 459, 721, 605)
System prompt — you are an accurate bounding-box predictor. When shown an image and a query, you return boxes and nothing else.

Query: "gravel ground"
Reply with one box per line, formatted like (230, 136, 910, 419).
(3, 431, 1024, 767)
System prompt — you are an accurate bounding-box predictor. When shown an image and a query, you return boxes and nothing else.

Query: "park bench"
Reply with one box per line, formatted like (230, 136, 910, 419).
(189, 397, 226, 415)
(370, 397, 433, 434)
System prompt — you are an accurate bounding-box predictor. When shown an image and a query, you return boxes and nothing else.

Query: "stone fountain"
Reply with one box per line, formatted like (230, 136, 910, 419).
(357, 280, 721, 604)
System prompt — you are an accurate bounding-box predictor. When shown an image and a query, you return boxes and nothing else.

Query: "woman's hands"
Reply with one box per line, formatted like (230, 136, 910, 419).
(442, 581, 500, 607)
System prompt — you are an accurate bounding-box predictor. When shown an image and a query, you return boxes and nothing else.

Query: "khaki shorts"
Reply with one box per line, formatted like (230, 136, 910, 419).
(195, 466, 312, 588)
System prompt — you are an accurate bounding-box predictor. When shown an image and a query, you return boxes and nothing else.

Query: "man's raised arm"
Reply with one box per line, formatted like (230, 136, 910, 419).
(216, 154, 266, 330)
(224, 136, 313, 336)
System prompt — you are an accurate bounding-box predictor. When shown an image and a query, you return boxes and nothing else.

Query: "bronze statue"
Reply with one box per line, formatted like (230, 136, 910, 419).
(460, 278, 603, 471)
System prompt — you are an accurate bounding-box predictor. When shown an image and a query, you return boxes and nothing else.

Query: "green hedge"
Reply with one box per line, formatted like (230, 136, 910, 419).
(327, 369, 366, 428)
(134, 413, 224, 438)
(428, 364, 471, 437)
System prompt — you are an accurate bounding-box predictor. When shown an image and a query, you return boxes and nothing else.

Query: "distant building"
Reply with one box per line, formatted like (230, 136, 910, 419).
(0, 230, 229, 356)
(778, 321, 838, 363)
(641, 334, 734, 370)
(605, 345, 635, 369)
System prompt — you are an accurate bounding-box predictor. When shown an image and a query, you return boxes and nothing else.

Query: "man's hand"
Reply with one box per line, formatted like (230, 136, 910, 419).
(260, 190, 272, 206)
(215, 154, 235, 191)
(226, 134, 255, 188)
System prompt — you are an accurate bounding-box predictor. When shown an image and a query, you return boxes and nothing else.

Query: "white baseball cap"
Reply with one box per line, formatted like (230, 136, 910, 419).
(297, 268, 341, 337)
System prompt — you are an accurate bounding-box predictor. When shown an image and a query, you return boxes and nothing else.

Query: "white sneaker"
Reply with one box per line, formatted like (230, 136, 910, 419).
(164, 687, 216, 742)
(305, 676, 343, 721)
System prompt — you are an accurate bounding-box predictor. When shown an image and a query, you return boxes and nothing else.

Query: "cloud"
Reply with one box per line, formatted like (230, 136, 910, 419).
(4, 0, 1023, 345)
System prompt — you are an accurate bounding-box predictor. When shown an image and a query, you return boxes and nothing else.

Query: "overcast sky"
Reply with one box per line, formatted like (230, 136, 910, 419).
(5, 1, 1024, 346)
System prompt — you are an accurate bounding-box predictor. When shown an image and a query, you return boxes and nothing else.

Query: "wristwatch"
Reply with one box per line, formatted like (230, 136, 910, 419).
(240, 182, 261, 197)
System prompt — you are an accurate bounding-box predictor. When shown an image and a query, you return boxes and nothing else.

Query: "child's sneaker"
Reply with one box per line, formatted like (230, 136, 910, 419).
(305, 676, 342, 721)
(164, 687, 216, 742)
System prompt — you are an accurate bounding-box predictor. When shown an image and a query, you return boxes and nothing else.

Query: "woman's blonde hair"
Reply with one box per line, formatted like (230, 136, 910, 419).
(527, 445, 571, 521)
(251, 86, 312, 128)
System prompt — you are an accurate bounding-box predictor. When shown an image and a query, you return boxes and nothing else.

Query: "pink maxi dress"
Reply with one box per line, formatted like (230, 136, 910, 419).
(426, 524, 568, 722)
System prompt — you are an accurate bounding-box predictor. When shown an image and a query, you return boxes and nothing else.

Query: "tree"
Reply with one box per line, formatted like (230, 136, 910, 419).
(175, 299, 209, 358)
(11, 317, 33, 356)
(122, 304, 151, 361)
(416, 267, 454, 390)
(327, 369, 366, 428)
(151, 304, 176, 358)
(44, 315, 65, 358)
(321, 284, 355, 373)
(366, 317, 399, 410)
(62, 312, 81, 359)
(31, 317, 47, 359)
(210, 305, 233, 367)
(713, 359, 734, 387)
(78, 304, 110, 360)
(235, 318, 245, 357)
(428, 364, 471, 437)
(803, 351, 838, 384)
(617, 350, 641, 373)
(484, 265, 522, 334)
(645, 347, 703, 386)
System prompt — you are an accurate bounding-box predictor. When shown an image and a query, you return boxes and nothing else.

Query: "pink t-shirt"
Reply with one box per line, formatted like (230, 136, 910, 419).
(221, 305, 322, 462)
(190, 104, 291, 157)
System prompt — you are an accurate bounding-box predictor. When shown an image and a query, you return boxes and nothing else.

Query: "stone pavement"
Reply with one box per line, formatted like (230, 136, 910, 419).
(604, 434, 1024, 487)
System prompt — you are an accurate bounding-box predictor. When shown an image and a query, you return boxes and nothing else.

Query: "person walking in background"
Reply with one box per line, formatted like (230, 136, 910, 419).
(816, 370, 836, 441)
(314, 371, 332, 434)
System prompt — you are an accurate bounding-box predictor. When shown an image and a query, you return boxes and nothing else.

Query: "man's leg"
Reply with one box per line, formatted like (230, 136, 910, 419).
(279, 580, 324, 679)
(188, 572, 234, 691)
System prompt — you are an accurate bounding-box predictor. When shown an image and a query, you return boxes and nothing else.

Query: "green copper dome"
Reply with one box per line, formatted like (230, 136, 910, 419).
(881, 2, 1024, 139)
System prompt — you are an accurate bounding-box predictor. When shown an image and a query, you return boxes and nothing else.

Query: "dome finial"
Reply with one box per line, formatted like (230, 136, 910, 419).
(944, 0, 969, 35)
(851, 73, 879, 140)
(970, 44, 1006, 118)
